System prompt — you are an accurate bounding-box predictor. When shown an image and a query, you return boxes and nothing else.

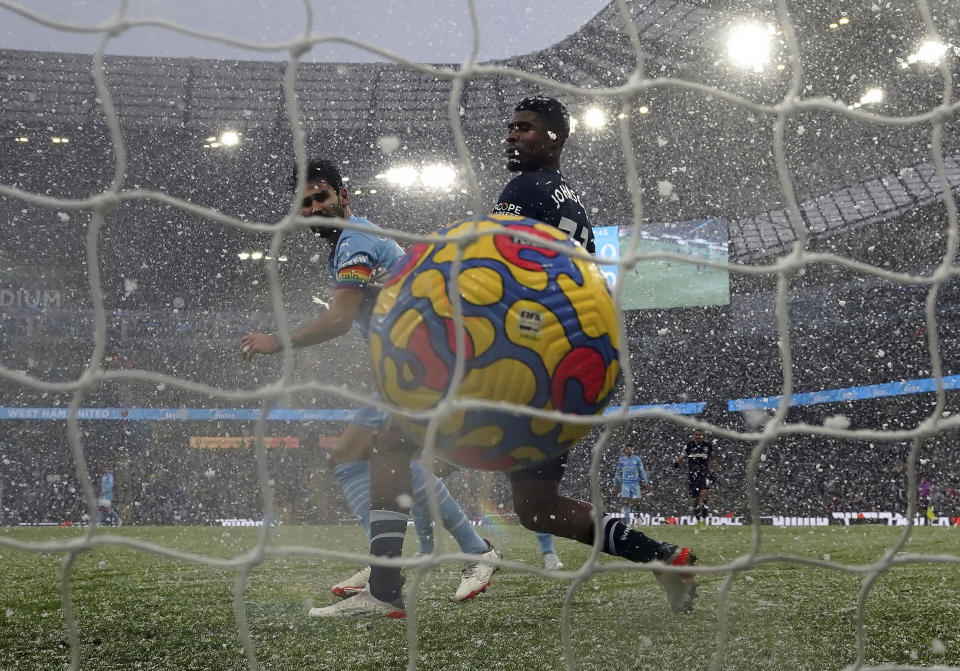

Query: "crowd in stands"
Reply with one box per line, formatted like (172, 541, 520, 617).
(2, 415, 958, 527)
(3, 297, 960, 528)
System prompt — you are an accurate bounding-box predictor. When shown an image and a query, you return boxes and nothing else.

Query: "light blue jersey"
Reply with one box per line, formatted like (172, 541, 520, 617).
(327, 214, 405, 337)
(615, 455, 648, 486)
(100, 471, 114, 502)
(616, 454, 648, 501)
(327, 214, 405, 429)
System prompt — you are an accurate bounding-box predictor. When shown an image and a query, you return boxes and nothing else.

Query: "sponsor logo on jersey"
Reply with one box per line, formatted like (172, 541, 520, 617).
(339, 253, 372, 270)
(494, 202, 524, 215)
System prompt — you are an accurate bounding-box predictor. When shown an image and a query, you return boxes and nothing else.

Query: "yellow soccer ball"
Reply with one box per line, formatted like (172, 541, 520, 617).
(369, 215, 619, 471)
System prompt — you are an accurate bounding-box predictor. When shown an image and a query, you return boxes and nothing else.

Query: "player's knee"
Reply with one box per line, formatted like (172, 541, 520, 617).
(512, 488, 558, 532)
(515, 505, 551, 533)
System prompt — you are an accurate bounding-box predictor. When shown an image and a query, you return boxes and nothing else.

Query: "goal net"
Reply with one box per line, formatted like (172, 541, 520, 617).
(1, 0, 959, 669)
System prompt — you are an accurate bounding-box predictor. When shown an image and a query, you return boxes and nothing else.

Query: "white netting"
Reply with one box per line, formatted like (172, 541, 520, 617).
(1, 0, 959, 670)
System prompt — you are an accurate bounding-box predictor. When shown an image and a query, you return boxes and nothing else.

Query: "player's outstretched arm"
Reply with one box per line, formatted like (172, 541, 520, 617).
(240, 287, 364, 359)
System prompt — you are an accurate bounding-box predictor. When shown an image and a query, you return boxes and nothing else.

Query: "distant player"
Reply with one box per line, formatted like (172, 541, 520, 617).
(97, 466, 120, 526)
(918, 476, 935, 522)
(674, 430, 717, 530)
(614, 446, 649, 527)
(240, 159, 500, 604)
(311, 104, 697, 619)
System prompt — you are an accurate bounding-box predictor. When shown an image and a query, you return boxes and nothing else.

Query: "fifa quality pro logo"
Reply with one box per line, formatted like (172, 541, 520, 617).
(517, 308, 543, 338)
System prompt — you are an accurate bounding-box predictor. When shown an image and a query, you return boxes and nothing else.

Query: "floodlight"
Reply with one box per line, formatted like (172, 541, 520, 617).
(385, 166, 418, 187)
(583, 107, 607, 129)
(838, 17, 850, 25)
(250, 251, 264, 260)
(421, 163, 456, 188)
(237, 252, 250, 260)
(908, 39, 949, 64)
(727, 23, 775, 72)
(220, 130, 240, 146)
(638, 105, 650, 114)
(859, 88, 884, 105)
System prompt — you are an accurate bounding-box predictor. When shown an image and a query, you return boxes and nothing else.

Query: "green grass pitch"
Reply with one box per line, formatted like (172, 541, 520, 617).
(1, 524, 957, 670)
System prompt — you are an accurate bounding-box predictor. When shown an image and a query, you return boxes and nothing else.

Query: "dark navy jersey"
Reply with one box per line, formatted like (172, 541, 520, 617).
(683, 440, 714, 474)
(494, 170, 595, 254)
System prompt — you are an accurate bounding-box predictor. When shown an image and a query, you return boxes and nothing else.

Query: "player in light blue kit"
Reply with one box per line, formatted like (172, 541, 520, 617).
(97, 466, 120, 526)
(240, 159, 501, 605)
(614, 446, 649, 527)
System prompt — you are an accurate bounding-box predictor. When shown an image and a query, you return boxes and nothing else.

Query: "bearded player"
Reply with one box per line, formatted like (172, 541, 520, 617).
(311, 101, 697, 619)
(240, 159, 501, 603)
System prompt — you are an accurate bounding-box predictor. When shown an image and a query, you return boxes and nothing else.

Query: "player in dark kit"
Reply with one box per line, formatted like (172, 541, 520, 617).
(495, 95, 595, 571)
(309, 100, 698, 620)
(494, 96, 595, 254)
(674, 430, 717, 530)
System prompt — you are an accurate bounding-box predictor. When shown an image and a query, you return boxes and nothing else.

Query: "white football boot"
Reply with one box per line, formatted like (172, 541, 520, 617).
(542, 552, 564, 571)
(652, 545, 697, 613)
(330, 566, 371, 599)
(455, 541, 502, 601)
(309, 588, 405, 619)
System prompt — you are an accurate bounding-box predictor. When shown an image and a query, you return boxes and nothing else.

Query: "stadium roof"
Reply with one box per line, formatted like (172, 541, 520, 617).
(2, 0, 959, 264)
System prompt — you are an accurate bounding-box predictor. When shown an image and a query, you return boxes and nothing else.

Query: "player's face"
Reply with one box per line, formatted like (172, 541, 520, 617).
(300, 179, 348, 239)
(624, 447, 633, 456)
(505, 111, 557, 171)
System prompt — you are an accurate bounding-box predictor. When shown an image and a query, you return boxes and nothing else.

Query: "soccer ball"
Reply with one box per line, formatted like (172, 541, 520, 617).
(368, 214, 620, 472)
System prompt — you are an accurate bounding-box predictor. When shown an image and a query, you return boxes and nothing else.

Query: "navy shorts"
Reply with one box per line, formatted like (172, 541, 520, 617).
(688, 471, 710, 498)
(508, 452, 568, 484)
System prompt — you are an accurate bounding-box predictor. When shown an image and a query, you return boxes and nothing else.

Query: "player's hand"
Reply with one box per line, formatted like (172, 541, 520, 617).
(239, 333, 282, 360)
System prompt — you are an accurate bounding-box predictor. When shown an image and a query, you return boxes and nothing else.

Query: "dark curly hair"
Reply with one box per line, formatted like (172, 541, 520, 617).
(288, 159, 344, 192)
(515, 96, 570, 141)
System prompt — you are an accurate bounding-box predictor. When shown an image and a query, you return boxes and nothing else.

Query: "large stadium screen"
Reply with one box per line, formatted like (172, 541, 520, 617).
(594, 219, 730, 310)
